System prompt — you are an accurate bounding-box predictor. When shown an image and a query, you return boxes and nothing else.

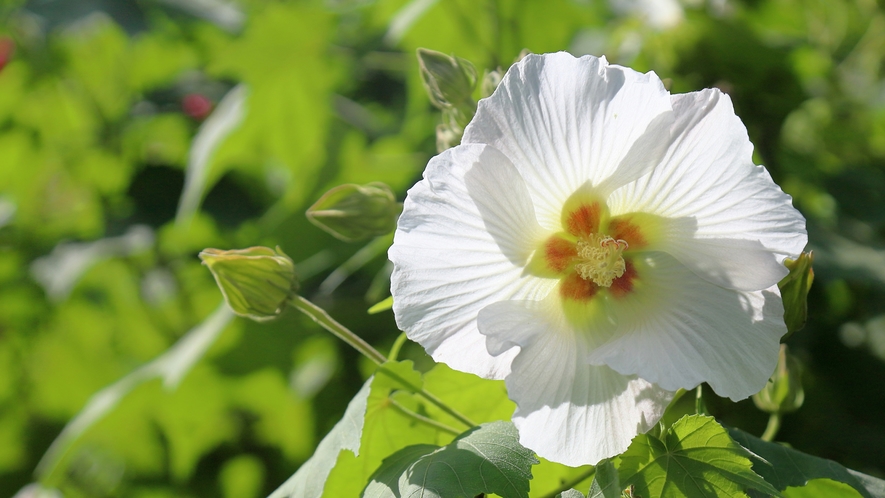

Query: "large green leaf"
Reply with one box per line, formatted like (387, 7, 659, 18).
(268, 376, 373, 498)
(588, 459, 620, 498)
(321, 361, 438, 497)
(619, 415, 779, 498)
(728, 427, 885, 498)
(363, 421, 538, 498)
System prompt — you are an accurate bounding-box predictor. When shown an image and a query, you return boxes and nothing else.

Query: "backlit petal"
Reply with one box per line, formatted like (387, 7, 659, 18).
(589, 252, 785, 400)
(464, 52, 673, 230)
(477, 301, 673, 465)
(390, 144, 555, 379)
(608, 89, 807, 290)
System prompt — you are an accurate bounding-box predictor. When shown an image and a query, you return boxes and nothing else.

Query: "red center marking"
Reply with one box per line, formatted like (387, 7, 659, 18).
(608, 217, 647, 249)
(565, 202, 601, 238)
(560, 273, 598, 302)
(608, 259, 637, 298)
(544, 235, 577, 273)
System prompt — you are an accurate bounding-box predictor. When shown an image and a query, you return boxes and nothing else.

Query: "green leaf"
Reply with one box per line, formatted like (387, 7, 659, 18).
(268, 376, 373, 498)
(728, 427, 885, 498)
(367, 296, 393, 315)
(783, 479, 863, 498)
(588, 459, 621, 498)
(558, 491, 587, 498)
(321, 361, 438, 497)
(421, 362, 515, 427)
(619, 415, 780, 498)
(363, 421, 538, 498)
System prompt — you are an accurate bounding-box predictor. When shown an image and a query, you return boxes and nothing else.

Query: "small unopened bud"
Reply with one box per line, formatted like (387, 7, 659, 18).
(307, 182, 401, 242)
(199, 246, 297, 322)
(753, 344, 805, 414)
(436, 122, 461, 153)
(417, 48, 477, 113)
(480, 68, 503, 99)
(778, 251, 814, 341)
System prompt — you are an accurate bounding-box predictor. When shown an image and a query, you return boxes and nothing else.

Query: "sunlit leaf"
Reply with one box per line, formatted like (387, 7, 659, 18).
(268, 377, 373, 498)
(619, 415, 779, 498)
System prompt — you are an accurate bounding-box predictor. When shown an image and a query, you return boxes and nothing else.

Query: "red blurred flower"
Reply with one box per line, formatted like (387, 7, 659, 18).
(0, 37, 15, 73)
(182, 93, 213, 120)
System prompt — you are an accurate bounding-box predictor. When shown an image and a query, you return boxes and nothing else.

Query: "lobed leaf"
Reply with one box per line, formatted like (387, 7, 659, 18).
(619, 415, 780, 498)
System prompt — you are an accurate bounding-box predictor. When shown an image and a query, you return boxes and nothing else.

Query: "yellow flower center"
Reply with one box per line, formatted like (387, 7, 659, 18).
(574, 234, 628, 287)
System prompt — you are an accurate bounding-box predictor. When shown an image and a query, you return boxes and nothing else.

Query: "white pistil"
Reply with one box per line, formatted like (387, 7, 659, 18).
(574, 234, 628, 287)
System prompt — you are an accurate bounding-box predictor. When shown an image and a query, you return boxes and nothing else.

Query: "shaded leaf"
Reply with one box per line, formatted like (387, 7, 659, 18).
(588, 459, 620, 498)
(728, 427, 885, 498)
(363, 421, 537, 498)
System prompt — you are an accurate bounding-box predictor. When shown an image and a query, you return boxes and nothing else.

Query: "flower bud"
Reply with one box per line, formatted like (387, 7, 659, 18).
(753, 344, 805, 414)
(416, 48, 477, 114)
(778, 251, 814, 341)
(481, 68, 503, 99)
(306, 182, 401, 242)
(199, 246, 297, 322)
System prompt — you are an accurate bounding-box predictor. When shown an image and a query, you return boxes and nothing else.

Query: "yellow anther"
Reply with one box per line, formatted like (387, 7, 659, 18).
(574, 233, 628, 287)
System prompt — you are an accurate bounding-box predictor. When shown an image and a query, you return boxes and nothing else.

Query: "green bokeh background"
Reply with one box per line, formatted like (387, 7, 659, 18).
(1, 0, 884, 496)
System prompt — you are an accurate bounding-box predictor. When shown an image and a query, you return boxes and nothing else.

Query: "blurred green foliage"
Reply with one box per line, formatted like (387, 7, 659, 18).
(1, 0, 885, 496)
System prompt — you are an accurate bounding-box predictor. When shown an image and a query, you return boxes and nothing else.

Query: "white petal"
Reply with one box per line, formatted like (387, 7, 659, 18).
(589, 252, 786, 400)
(608, 89, 807, 291)
(464, 52, 673, 230)
(479, 302, 672, 466)
(390, 144, 555, 379)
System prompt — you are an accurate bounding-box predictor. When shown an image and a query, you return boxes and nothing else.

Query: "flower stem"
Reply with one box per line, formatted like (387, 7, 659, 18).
(290, 295, 477, 429)
(289, 295, 387, 365)
(389, 397, 461, 436)
(388, 332, 409, 362)
(761, 413, 781, 442)
(415, 387, 476, 429)
(539, 466, 597, 498)
(695, 384, 708, 415)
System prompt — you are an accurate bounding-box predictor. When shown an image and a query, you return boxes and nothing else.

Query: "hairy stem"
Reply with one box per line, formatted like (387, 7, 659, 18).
(290, 295, 387, 365)
(389, 397, 461, 436)
(291, 295, 477, 429)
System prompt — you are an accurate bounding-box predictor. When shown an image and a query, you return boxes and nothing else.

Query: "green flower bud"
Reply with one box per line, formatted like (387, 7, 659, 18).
(481, 68, 503, 99)
(753, 344, 805, 414)
(306, 182, 402, 242)
(417, 48, 477, 114)
(199, 246, 297, 322)
(778, 251, 814, 342)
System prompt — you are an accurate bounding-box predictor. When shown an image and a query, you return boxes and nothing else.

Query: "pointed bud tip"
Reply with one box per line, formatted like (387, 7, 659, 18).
(307, 183, 401, 242)
(200, 246, 298, 321)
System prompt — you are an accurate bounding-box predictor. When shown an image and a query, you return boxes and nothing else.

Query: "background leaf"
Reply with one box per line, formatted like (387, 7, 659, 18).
(728, 427, 885, 498)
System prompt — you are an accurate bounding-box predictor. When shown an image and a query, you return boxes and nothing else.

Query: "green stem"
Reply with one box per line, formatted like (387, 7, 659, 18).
(761, 413, 781, 442)
(539, 466, 597, 498)
(291, 296, 477, 429)
(388, 398, 461, 436)
(388, 332, 409, 362)
(290, 296, 387, 365)
(415, 387, 476, 429)
(696, 384, 708, 415)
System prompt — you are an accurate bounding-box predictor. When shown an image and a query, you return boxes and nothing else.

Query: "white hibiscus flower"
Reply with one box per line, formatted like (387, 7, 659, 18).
(389, 52, 807, 466)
